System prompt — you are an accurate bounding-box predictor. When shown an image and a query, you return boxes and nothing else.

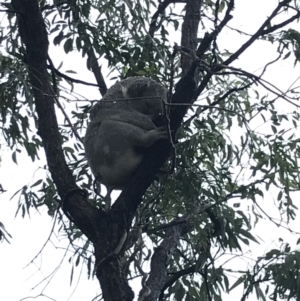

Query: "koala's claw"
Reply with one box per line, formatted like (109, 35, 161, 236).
(156, 126, 169, 138)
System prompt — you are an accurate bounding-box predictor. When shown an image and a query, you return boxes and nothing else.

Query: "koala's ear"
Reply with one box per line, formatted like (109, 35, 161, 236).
(121, 85, 128, 99)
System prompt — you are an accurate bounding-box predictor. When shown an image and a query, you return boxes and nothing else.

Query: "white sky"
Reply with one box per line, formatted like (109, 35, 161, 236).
(1, 1, 300, 300)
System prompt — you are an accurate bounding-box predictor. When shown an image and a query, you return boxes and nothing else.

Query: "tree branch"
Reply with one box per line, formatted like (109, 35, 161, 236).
(262, 11, 300, 35)
(144, 224, 184, 301)
(223, 0, 295, 66)
(87, 48, 107, 96)
(49, 61, 99, 87)
(196, 0, 234, 58)
(110, 22, 202, 227)
(11, 0, 100, 243)
(180, 0, 201, 75)
(149, 0, 186, 38)
(194, 1, 298, 100)
(159, 265, 197, 300)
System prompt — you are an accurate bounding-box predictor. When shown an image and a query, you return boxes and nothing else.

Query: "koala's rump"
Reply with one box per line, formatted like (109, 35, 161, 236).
(98, 147, 143, 188)
(85, 119, 148, 188)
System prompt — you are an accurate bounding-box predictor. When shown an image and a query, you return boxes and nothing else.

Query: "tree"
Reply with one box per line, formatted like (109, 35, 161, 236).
(1, 0, 300, 300)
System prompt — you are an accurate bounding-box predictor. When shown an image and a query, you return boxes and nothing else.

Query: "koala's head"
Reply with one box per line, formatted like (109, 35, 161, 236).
(121, 77, 167, 123)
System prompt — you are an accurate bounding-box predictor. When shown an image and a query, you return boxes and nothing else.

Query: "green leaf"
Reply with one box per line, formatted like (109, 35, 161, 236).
(229, 275, 246, 291)
(265, 249, 280, 260)
(53, 31, 64, 46)
(64, 38, 73, 53)
(11, 151, 17, 164)
(30, 179, 42, 188)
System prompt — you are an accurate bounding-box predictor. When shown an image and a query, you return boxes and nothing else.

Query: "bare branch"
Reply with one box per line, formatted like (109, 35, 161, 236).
(149, 0, 186, 38)
(224, 0, 296, 66)
(49, 62, 99, 87)
(87, 48, 107, 96)
(262, 11, 300, 35)
(196, 0, 234, 57)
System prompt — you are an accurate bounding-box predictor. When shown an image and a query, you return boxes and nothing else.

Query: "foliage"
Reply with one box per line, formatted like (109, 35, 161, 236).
(1, 0, 300, 300)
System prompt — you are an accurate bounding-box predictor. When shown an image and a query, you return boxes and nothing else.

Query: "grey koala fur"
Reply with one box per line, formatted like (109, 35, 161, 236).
(84, 76, 168, 190)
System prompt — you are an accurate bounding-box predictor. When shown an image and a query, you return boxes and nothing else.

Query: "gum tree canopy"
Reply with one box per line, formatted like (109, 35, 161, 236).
(2, 0, 300, 300)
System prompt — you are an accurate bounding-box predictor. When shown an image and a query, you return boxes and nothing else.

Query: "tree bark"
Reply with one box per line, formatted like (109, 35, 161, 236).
(11, 1, 135, 299)
(181, 0, 202, 75)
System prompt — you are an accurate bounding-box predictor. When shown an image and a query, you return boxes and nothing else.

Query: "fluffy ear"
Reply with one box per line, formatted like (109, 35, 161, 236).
(121, 85, 128, 99)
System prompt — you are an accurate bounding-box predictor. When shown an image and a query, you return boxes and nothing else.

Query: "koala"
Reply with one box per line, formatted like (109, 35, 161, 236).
(84, 77, 168, 193)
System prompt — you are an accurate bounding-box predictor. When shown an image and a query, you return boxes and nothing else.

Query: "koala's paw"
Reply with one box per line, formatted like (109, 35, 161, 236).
(154, 126, 169, 140)
(143, 126, 168, 147)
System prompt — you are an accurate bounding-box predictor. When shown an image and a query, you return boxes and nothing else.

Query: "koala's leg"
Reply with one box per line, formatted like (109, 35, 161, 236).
(101, 119, 168, 148)
(105, 110, 156, 131)
(85, 119, 168, 189)
(137, 126, 169, 148)
(91, 120, 145, 188)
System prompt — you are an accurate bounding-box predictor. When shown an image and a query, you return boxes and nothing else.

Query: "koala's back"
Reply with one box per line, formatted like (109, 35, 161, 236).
(89, 76, 167, 124)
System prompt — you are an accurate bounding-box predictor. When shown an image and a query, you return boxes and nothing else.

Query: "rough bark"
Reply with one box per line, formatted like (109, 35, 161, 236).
(144, 225, 183, 301)
(11, 1, 134, 299)
(11, 0, 102, 242)
(180, 0, 202, 75)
